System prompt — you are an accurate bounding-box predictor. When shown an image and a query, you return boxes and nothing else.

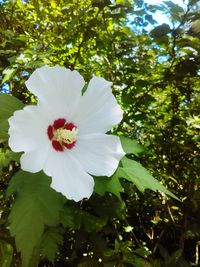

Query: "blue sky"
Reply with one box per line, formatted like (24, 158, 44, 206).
(144, 0, 188, 26)
(144, 0, 187, 6)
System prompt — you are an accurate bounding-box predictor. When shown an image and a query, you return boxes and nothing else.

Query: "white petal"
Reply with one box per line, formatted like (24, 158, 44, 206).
(25, 66, 85, 118)
(71, 133, 125, 177)
(43, 148, 94, 201)
(20, 144, 50, 173)
(73, 76, 123, 134)
(8, 105, 49, 152)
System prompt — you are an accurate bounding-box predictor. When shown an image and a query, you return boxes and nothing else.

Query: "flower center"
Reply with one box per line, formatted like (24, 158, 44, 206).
(54, 128, 78, 144)
(47, 118, 78, 152)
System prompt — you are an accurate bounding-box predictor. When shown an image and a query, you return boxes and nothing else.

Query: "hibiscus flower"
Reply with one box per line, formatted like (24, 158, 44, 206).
(8, 66, 125, 201)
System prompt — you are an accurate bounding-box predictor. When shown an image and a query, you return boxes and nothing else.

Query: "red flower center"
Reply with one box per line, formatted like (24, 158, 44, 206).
(47, 118, 78, 152)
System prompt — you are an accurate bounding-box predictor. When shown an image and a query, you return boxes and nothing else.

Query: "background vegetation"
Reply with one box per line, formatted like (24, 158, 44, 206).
(0, 0, 200, 266)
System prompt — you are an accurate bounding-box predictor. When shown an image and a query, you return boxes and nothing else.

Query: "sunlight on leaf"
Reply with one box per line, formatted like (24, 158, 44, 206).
(120, 136, 144, 156)
(0, 94, 24, 142)
(119, 157, 179, 200)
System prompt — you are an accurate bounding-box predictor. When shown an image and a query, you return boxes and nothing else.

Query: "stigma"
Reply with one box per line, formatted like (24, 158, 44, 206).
(54, 128, 78, 144)
(47, 118, 78, 152)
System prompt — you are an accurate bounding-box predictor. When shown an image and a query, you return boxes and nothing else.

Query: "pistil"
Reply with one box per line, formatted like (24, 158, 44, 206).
(47, 118, 78, 151)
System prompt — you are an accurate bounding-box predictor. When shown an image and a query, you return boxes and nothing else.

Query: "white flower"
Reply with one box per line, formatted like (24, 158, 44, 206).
(8, 66, 125, 201)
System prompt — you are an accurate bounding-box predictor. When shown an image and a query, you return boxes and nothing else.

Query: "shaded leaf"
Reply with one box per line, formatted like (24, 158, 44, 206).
(81, 209, 107, 232)
(7, 171, 65, 267)
(94, 170, 124, 200)
(118, 157, 179, 200)
(61, 205, 106, 232)
(151, 23, 171, 38)
(164, 1, 184, 15)
(60, 205, 81, 230)
(40, 227, 64, 263)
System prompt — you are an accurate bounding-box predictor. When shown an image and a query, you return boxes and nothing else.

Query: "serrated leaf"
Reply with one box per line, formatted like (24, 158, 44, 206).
(7, 171, 65, 267)
(60, 205, 106, 232)
(118, 157, 179, 200)
(40, 227, 64, 263)
(120, 136, 144, 156)
(0, 93, 24, 142)
(94, 170, 124, 200)
(60, 205, 81, 230)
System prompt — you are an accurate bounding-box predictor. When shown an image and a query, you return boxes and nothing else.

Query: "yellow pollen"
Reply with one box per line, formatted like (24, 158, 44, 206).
(54, 128, 78, 144)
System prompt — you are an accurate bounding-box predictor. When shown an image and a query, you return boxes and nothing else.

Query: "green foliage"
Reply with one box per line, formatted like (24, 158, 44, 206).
(120, 157, 179, 200)
(0, 0, 199, 266)
(0, 148, 20, 172)
(0, 94, 24, 142)
(40, 227, 64, 263)
(151, 23, 171, 37)
(0, 241, 13, 267)
(120, 136, 144, 156)
(60, 204, 107, 232)
(94, 171, 124, 200)
(94, 156, 178, 201)
(2, 68, 17, 83)
(7, 171, 65, 267)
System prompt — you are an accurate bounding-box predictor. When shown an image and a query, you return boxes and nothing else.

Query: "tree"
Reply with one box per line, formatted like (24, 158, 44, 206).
(0, 0, 199, 266)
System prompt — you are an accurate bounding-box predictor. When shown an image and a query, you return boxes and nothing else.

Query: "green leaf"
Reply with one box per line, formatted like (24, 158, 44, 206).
(60, 205, 81, 230)
(0, 149, 13, 172)
(135, 79, 150, 88)
(0, 241, 13, 267)
(120, 136, 144, 156)
(60, 205, 106, 232)
(118, 157, 179, 200)
(81, 209, 107, 232)
(171, 5, 184, 15)
(40, 227, 64, 263)
(151, 23, 171, 38)
(2, 68, 17, 83)
(164, 1, 184, 14)
(0, 148, 20, 172)
(0, 120, 9, 141)
(125, 255, 153, 267)
(121, 91, 133, 104)
(7, 171, 65, 267)
(0, 93, 24, 142)
(94, 170, 124, 200)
